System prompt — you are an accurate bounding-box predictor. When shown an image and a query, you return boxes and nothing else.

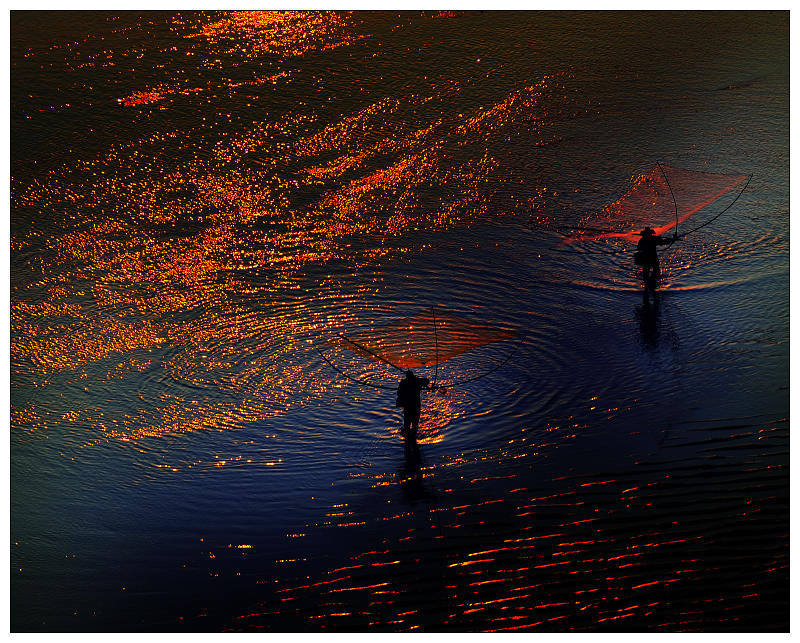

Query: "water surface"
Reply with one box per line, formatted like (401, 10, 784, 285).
(11, 10, 788, 632)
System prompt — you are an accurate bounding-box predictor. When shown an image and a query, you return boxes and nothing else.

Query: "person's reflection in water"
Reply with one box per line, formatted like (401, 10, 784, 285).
(400, 440, 428, 504)
(636, 290, 660, 349)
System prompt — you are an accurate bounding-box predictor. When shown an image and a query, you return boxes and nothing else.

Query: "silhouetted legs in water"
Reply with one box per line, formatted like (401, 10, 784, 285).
(403, 404, 422, 440)
(642, 261, 661, 293)
(403, 406, 421, 444)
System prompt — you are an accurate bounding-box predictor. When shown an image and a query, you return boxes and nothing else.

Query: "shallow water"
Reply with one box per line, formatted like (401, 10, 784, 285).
(11, 11, 788, 632)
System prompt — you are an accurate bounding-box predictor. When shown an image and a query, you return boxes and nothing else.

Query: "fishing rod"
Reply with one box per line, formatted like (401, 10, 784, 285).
(313, 344, 396, 390)
(338, 334, 407, 373)
(679, 173, 753, 238)
(657, 161, 679, 239)
(431, 307, 439, 390)
(445, 332, 525, 388)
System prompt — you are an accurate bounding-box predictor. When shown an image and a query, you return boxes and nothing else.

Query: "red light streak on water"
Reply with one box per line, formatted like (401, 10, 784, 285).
(276, 576, 344, 592)
(558, 539, 608, 547)
(484, 614, 568, 632)
(631, 579, 681, 590)
(642, 535, 703, 548)
(579, 479, 617, 487)
(468, 546, 521, 557)
(531, 561, 571, 570)
(503, 533, 564, 544)
(468, 578, 511, 587)
(561, 518, 599, 527)
(597, 613, 635, 623)
(607, 551, 646, 563)
(449, 558, 495, 568)
(328, 564, 362, 573)
(470, 475, 517, 483)
(329, 582, 390, 593)
(464, 595, 533, 609)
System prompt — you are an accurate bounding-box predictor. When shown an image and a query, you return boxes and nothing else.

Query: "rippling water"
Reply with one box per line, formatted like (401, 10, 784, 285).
(11, 11, 788, 632)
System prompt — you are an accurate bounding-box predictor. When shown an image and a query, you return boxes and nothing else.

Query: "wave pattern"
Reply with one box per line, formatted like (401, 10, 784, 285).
(236, 417, 788, 631)
(11, 10, 788, 633)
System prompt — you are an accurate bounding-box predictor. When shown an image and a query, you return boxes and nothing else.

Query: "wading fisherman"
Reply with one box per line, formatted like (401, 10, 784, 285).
(396, 370, 430, 442)
(635, 227, 677, 291)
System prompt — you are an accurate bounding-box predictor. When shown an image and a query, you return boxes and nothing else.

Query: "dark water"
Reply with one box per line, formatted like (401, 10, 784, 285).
(11, 11, 788, 632)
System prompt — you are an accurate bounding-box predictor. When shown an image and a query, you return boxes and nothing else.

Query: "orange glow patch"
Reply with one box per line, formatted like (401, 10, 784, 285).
(117, 91, 166, 107)
(188, 11, 366, 59)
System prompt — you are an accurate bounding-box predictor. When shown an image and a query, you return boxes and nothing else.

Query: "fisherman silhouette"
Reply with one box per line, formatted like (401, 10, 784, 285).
(396, 370, 431, 442)
(635, 227, 677, 291)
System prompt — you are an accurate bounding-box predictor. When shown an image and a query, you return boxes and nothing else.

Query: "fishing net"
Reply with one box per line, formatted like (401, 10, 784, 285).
(563, 164, 748, 244)
(327, 307, 517, 369)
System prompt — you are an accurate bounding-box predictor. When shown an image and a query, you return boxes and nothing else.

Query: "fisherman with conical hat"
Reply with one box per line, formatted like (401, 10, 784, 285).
(635, 227, 676, 292)
(396, 370, 430, 442)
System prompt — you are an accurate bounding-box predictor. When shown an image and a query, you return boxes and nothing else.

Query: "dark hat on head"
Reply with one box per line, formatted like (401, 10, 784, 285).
(639, 227, 656, 236)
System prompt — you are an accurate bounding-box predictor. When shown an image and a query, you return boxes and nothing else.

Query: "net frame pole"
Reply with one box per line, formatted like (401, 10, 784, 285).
(680, 173, 753, 237)
(431, 307, 439, 389)
(313, 344, 396, 390)
(338, 334, 407, 373)
(446, 333, 524, 387)
(657, 161, 679, 238)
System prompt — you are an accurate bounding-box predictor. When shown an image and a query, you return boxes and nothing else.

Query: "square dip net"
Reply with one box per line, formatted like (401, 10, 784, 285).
(327, 307, 517, 369)
(563, 164, 749, 244)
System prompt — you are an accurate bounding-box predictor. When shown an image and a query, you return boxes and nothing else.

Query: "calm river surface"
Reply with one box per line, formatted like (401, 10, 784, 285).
(11, 11, 788, 632)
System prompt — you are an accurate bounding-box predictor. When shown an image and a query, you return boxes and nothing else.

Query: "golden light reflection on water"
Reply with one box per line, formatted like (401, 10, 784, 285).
(117, 90, 166, 107)
(112, 12, 363, 107)
(269, 443, 783, 631)
(11, 8, 586, 449)
(188, 11, 365, 58)
(232, 399, 780, 630)
(295, 75, 572, 241)
(10, 12, 788, 633)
